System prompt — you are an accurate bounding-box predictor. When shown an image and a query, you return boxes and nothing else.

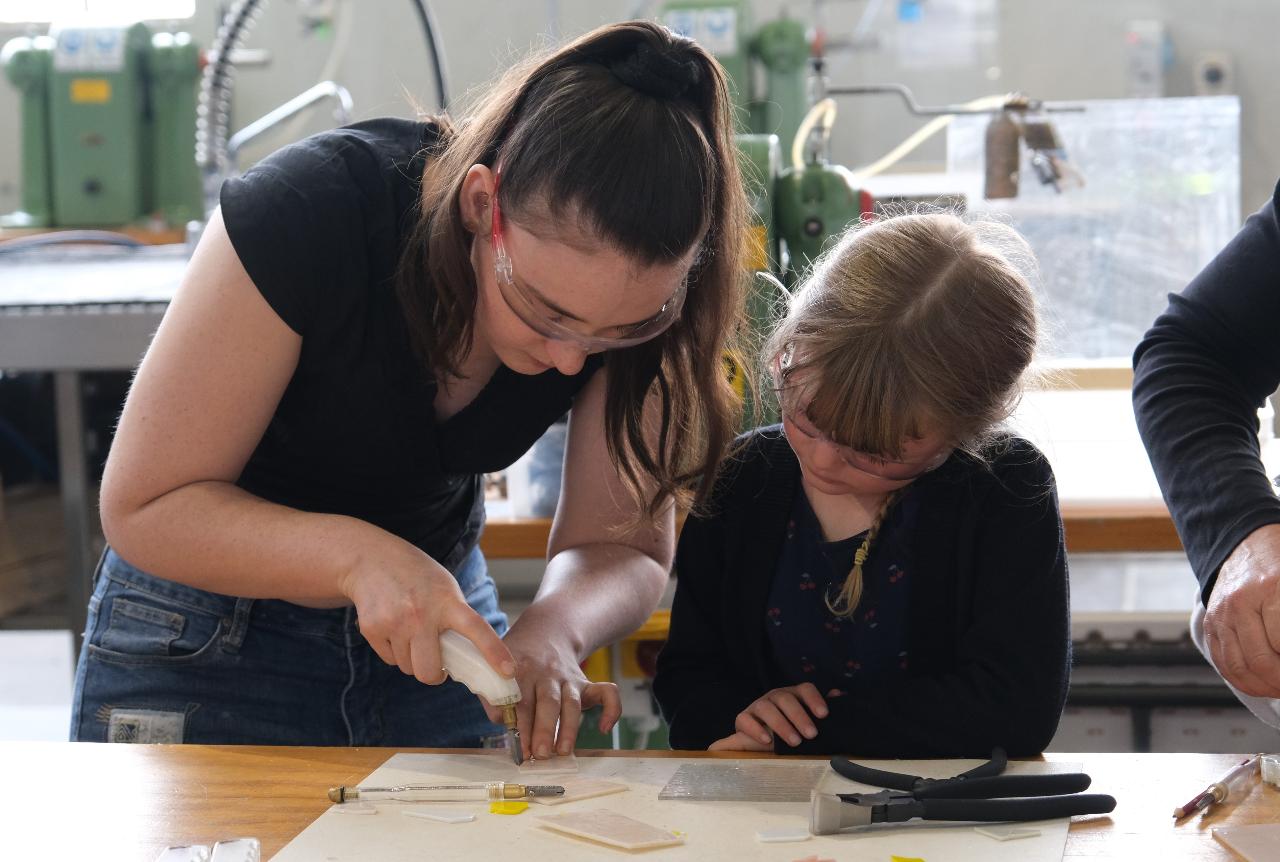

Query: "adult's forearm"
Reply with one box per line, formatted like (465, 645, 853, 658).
(1133, 338, 1280, 597)
(1133, 187, 1280, 595)
(510, 543, 669, 659)
(103, 479, 400, 605)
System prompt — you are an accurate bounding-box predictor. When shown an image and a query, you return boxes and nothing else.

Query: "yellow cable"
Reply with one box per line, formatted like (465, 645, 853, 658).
(790, 97, 838, 171)
(846, 93, 1011, 185)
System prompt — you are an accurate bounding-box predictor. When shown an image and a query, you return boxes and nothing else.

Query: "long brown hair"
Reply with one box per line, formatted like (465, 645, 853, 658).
(768, 211, 1041, 616)
(396, 21, 749, 519)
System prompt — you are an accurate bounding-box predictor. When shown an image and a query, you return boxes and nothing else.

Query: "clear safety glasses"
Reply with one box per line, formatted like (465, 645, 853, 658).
(489, 171, 688, 351)
(775, 354, 952, 482)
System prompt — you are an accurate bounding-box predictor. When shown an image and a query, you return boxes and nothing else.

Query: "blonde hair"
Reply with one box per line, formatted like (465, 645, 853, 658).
(766, 211, 1041, 617)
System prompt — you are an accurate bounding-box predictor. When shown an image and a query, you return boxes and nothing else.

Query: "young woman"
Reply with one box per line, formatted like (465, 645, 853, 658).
(654, 213, 1070, 757)
(71, 21, 748, 759)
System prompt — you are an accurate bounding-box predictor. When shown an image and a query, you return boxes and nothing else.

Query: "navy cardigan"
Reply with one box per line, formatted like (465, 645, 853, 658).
(653, 427, 1070, 757)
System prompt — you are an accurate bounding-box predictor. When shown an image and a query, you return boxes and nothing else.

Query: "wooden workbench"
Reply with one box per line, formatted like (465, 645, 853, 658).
(5, 743, 1271, 860)
(480, 500, 1183, 559)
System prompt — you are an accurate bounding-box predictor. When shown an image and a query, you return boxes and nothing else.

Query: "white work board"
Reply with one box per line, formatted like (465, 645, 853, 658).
(271, 752, 1081, 861)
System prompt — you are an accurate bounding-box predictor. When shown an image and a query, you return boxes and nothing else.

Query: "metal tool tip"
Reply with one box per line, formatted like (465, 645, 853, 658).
(509, 730, 524, 765)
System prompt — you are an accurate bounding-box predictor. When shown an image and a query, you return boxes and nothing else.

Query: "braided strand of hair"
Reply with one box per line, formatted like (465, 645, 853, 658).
(825, 490, 900, 618)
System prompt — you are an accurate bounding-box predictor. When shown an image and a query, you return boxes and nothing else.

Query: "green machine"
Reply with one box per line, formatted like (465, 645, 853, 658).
(1, 22, 202, 229)
(661, 0, 807, 149)
(662, 2, 869, 283)
(663, 1, 870, 433)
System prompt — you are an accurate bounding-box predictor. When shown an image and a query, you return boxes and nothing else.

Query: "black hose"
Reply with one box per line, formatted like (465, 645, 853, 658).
(197, 0, 267, 188)
(409, 0, 450, 110)
(195, 0, 445, 210)
(0, 231, 143, 255)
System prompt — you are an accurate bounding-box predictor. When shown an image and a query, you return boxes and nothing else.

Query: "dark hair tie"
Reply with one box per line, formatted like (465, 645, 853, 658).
(608, 41, 701, 100)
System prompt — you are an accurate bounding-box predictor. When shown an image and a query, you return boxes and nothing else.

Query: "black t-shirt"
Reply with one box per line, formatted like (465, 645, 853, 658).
(219, 118, 602, 573)
(1133, 180, 1280, 604)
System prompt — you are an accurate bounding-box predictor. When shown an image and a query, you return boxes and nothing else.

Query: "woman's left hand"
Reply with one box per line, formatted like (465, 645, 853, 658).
(481, 628, 621, 761)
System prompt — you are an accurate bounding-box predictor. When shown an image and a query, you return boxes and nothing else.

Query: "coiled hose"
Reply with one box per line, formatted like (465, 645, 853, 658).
(195, 0, 449, 213)
(195, 0, 267, 209)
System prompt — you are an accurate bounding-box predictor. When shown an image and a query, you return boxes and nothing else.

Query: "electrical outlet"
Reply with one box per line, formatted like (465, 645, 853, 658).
(1193, 51, 1234, 96)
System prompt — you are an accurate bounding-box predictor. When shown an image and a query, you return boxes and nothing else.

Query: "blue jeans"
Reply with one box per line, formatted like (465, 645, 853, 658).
(70, 545, 509, 746)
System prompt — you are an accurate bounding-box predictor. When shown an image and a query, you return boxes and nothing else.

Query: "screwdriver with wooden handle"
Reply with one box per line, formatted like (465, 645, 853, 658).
(440, 630, 523, 764)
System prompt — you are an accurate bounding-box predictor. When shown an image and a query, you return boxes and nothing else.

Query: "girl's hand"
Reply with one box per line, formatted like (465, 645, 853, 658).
(481, 629, 622, 761)
(341, 541, 515, 685)
(708, 731, 774, 752)
(733, 683, 830, 748)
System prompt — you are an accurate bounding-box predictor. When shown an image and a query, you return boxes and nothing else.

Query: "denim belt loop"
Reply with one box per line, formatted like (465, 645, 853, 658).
(221, 597, 256, 653)
(90, 548, 110, 589)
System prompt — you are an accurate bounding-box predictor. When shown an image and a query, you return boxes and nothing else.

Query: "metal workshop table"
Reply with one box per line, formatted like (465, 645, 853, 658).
(0, 244, 185, 647)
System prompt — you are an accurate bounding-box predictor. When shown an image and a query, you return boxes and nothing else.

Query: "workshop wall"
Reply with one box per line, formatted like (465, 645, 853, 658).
(0, 1, 1275, 219)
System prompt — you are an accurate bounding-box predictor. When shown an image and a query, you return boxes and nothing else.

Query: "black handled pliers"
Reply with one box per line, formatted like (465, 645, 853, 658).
(820, 748, 1116, 827)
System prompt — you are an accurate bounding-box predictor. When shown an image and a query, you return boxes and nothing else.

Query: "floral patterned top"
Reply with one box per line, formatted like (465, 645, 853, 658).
(765, 487, 911, 699)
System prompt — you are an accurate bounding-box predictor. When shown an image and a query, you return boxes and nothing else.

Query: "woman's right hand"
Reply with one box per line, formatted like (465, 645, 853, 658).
(340, 541, 515, 685)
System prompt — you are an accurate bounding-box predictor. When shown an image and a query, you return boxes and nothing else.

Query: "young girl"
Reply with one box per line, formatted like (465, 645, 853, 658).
(653, 212, 1069, 757)
(72, 21, 748, 758)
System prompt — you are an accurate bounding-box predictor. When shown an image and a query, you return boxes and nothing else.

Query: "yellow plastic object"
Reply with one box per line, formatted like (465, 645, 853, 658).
(746, 223, 769, 271)
(620, 610, 670, 678)
(489, 800, 529, 815)
(582, 609, 672, 683)
(630, 609, 671, 641)
(890, 856, 925, 862)
(581, 648, 610, 683)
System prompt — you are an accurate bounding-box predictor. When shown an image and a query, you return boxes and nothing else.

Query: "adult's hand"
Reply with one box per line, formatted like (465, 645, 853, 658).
(481, 627, 621, 761)
(341, 540, 515, 686)
(1205, 523, 1280, 696)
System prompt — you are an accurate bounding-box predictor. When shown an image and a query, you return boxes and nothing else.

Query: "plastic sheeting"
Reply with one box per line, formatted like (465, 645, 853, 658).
(947, 96, 1240, 360)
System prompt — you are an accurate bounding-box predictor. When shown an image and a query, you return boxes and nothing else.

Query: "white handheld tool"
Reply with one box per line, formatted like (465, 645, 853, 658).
(439, 629, 523, 764)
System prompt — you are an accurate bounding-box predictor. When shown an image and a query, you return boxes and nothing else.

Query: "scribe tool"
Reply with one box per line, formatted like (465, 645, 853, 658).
(328, 782, 563, 803)
(1173, 754, 1260, 819)
(439, 629, 523, 764)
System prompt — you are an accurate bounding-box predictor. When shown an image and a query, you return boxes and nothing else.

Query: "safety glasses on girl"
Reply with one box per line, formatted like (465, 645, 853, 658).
(774, 354, 952, 482)
(490, 170, 688, 351)
(782, 403, 950, 482)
